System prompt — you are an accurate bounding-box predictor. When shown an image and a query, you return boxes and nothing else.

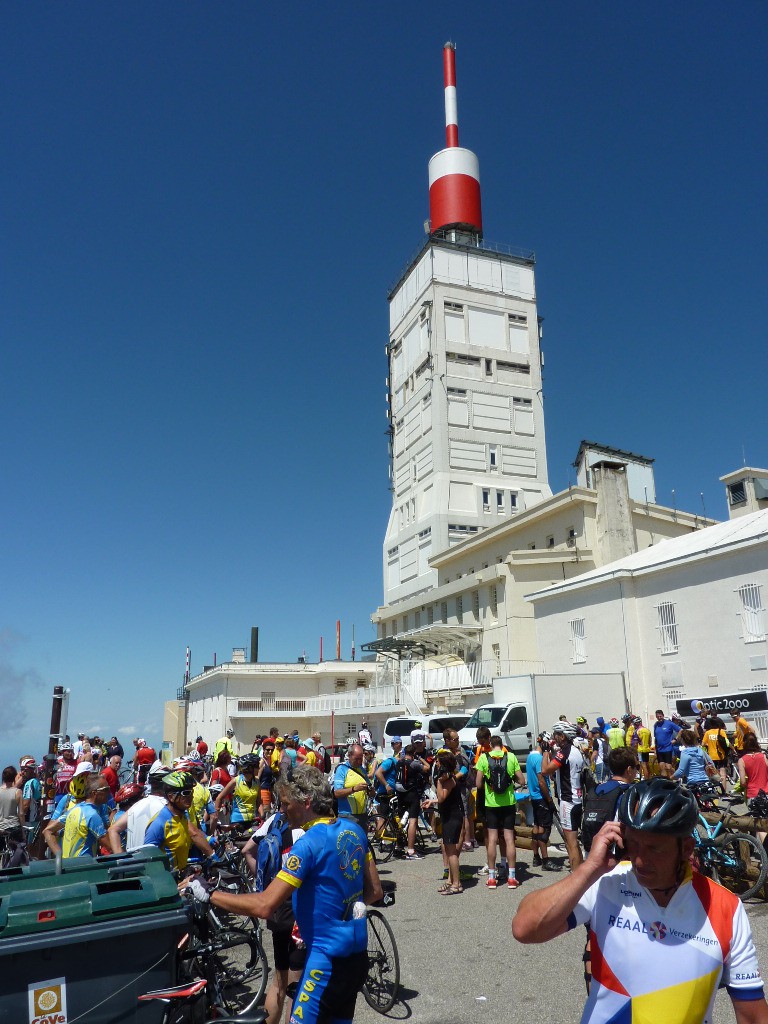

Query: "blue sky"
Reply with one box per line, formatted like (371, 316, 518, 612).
(2, 3, 766, 765)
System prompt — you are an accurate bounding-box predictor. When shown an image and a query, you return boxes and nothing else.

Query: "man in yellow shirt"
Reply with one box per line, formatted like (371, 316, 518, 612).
(633, 717, 653, 779)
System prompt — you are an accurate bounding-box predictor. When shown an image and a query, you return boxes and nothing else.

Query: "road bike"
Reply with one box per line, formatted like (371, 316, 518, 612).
(690, 785, 768, 901)
(362, 883, 400, 1014)
(372, 796, 437, 862)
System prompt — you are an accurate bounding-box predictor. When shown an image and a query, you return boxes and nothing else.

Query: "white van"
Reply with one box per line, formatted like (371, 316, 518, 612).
(381, 714, 472, 757)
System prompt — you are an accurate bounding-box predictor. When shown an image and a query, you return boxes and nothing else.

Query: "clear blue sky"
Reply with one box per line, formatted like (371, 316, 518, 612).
(2, 3, 766, 765)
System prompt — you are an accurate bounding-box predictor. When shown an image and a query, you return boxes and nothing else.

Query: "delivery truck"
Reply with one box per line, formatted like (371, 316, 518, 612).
(457, 672, 628, 765)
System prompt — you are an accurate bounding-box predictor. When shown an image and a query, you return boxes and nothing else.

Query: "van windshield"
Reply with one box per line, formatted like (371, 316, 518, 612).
(465, 707, 507, 729)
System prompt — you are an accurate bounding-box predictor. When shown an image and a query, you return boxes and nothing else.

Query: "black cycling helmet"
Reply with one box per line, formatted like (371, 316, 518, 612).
(618, 779, 698, 837)
(239, 753, 260, 771)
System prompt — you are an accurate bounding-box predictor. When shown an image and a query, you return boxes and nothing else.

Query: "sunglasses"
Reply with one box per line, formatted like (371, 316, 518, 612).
(95, 786, 110, 793)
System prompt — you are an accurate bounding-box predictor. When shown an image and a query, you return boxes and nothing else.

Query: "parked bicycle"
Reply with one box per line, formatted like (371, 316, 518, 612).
(690, 783, 768, 901)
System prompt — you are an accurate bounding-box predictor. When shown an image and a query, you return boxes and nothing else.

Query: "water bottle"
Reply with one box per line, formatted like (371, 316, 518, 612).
(400, 810, 410, 826)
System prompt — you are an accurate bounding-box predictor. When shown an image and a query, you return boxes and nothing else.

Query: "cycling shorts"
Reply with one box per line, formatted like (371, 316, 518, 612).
(289, 948, 367, 1024)
(272, 928, 308, 973)
(532, 800, 554, 831)
(559, 800, 582, 832)
(485, 805, 516, 832)
(397, 790, 421, 818)
(655, 751, 674, 764)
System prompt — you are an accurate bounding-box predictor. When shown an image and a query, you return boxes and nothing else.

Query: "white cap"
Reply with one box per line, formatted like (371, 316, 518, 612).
(73, 762, 94, 778)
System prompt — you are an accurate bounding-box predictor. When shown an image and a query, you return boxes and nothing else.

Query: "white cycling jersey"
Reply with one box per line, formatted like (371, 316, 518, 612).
(569, 861, 763, 1024)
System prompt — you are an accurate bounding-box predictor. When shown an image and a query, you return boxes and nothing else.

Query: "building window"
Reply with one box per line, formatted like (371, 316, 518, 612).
(427, 605, 434, 625)
(441, 601, 448, 624)
(569, 618, 587, 664)
(401, 616, 408, 633)
(485, 358, 493, 377)
(508, 313, 527, 325)
(472, 591, 480, 621)
(489, 445, 498, 471)
(490, 585, 498, 620)
(414, 610, 421, 629)
(567, 527, 576, 548)
(482, 488, 490, 512)
(496, 490, 505, 514)
(656, 601, 679, 654)
(456, 595, 463, 623)
(728, 481, 747, 506)
(510, 492, 518, 509)
(738, 583, 766, 643)
(546, 535, 555, 548)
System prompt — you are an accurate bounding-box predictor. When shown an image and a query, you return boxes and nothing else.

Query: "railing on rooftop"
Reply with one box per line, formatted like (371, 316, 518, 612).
(389, 236, 536, 296)
(401, 659, 546, 706)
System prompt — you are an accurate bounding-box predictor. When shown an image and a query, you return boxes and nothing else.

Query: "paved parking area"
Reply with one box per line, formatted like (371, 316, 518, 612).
(349, 841, 768, 1024)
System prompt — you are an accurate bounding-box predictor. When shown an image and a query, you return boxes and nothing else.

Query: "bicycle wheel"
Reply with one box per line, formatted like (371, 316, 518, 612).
(362, 909, 400, 1014)
(711, 832, 768, 901)
(374, 816, 402, 864)
(207, 926, 269, 1015)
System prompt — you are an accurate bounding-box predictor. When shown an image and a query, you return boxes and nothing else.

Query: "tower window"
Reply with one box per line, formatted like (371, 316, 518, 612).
(482, 489, 490, 512)
(496, 490, 505, 514)
(489, 445, 498, 471)
(728, 482, 747, 506)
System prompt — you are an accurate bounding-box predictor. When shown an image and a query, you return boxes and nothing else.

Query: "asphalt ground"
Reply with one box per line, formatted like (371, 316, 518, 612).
(341, 835, 768, 1024)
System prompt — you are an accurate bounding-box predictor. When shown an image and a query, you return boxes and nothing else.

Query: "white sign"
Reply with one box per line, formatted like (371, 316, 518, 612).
(28, 977, 68, 1024)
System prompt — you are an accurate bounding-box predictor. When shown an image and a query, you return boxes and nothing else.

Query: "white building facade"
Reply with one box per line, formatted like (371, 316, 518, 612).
(383, 238, 551, 608)
(527, 504, 768, 726)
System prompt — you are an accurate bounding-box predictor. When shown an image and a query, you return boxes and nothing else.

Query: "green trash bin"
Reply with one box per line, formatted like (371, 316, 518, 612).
(0, 848, 189, 1023)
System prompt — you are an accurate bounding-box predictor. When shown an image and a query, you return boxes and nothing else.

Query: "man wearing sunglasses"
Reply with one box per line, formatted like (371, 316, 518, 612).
(54, 774, 120, 858)
(143, 770, 215, 872)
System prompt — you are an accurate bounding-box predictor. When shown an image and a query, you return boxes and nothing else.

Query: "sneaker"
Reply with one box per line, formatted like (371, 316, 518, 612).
(542, 860, 561, 872)
(405, 852, 423, 861)
(532, 854, 542, 867)
(478, 864, 489, 874)
(486, 877, 497, 889)
(441, 868, 449, 880)
(507, 877, 520, 889)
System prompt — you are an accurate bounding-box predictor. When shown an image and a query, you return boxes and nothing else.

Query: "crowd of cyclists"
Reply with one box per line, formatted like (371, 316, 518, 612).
(0, 706, 766, 876)
(1, 707, 767, 1021)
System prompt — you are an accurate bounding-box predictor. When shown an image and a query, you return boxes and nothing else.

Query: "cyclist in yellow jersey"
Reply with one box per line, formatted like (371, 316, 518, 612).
(213, 754, 261, 828)
(635, 718, 653, 779)
(144, 771, 215, 872)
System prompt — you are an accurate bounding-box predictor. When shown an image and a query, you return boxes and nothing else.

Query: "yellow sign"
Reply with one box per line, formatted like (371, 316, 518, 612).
(28, 977, 68, 1024)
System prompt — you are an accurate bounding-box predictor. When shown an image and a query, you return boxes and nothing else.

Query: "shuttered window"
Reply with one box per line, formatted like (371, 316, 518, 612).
(738, 583, 766, 642)
(656, 602, 679, 654)
(569, 618, 587, 664)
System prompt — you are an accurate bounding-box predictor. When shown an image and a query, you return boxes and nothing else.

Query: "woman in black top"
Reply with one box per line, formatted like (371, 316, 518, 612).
(436, 750, 463, 894)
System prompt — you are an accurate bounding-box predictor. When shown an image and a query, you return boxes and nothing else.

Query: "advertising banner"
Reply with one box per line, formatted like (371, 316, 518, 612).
(675, 691, 768, 717)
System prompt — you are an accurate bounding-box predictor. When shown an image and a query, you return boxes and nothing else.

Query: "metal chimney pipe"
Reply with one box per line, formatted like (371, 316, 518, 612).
(250, 627, 259, 664)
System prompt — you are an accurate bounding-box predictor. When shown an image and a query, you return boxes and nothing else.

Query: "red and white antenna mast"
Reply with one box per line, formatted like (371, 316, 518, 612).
(428, 42, 483, 239)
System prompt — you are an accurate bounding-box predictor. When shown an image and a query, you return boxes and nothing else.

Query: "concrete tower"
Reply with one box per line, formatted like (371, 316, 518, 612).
(381, 43, 551, 609)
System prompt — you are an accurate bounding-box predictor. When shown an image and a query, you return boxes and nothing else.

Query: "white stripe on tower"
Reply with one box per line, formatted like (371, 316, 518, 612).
(443, 42, 458, 148)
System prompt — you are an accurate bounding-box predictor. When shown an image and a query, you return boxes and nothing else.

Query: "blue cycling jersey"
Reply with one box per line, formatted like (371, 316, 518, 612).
(526, 749, 545, 800)
(277, 816, 369, 957)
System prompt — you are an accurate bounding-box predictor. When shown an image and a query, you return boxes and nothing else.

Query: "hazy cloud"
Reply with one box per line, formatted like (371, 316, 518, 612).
(0, 628, 45, 737)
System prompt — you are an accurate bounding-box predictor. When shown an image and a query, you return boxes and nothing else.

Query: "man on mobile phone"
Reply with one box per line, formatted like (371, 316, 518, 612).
(513, 779, 768, 1024)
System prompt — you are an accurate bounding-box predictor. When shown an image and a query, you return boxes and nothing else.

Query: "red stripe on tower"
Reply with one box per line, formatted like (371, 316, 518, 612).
(443, 43, 458, 147)
(429, 42, 482, 237)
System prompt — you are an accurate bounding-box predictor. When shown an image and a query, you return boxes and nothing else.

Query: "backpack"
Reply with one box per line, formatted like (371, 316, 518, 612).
(322, 746, 332, 774)
(255, 812, 295, 929)
(395, 758, 418, 794)
(486, 752, 512, 795)
(580, 782, 626, 852)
